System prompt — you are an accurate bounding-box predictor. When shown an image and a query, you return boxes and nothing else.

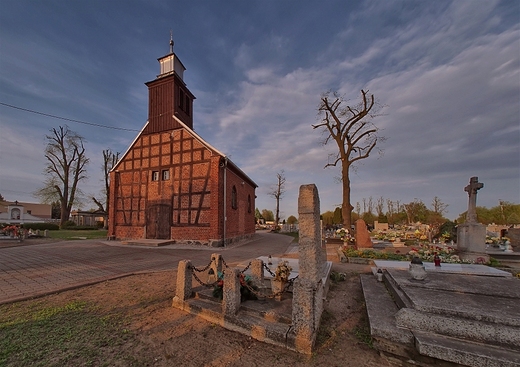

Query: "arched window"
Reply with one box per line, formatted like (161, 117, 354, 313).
(231, 185, 237, 210)
(247, 194, 252, 213)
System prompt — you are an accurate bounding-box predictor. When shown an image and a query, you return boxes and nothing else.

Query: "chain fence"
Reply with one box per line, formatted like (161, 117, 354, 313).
(187, 256, 297, 299)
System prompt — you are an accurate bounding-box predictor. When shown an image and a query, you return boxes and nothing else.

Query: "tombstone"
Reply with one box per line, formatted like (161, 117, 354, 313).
(291, 184, 326, 353)
(457, 177, 488, 262)
(355, 219, 373, 249)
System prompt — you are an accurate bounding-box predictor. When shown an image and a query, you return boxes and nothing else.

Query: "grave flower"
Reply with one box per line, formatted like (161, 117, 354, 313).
(212, 271, 258, 301)
(274, 260, 292, 282)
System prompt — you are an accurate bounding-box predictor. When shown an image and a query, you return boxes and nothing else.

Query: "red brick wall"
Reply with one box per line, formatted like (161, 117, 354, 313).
(224, 168, 256, 241)
(108, 127, 256, 245)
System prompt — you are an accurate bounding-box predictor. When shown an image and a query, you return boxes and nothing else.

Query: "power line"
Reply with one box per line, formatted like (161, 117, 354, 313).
(0, 102, 140, 132)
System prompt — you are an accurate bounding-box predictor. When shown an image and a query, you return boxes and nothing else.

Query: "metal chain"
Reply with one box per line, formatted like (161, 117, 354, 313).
(240, 277, 295, 300)
(219, 257, 252, 274)
(191, 261, 213, 273)
(239, 261, 252, 274)
(263, 263, 276, 278)
(191, 270, 218, 288)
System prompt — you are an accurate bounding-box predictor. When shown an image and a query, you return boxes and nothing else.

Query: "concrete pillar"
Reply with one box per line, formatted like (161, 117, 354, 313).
(222, 267, 241, 316)
(175, 260, 193, 301)
(250, 259, 264, 287)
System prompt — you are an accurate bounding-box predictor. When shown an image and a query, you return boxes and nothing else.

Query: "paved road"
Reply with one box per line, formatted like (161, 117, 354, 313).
(0, 232, 295, 305)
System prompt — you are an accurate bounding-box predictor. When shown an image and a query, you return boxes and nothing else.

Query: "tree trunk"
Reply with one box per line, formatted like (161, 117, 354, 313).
(342, 163, 354, 230)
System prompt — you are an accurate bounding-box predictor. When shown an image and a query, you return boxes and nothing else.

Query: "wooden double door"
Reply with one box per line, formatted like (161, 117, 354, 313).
(146, 204, 171, 239)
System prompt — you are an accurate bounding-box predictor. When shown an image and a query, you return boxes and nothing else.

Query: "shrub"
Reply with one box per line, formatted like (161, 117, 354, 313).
(61, 221, 77, 228)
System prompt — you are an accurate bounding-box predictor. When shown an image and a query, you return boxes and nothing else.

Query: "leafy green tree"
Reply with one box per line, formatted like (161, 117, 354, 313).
(313, 90, 385, 230)
(261, 209, 274, 222)
(458, 203, 520, 225)
(403, 199, 428, 224)
(333, 207, 343, 224)
(255, 208, 262, 223)
(287, 215, 298, 225)
(362, 212, 376, 226)
(321, 211, 334, 226)
(436, 220, 457, 242)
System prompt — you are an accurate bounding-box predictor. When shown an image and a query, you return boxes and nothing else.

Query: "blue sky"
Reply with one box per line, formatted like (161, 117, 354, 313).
(0, 0, 519, 221)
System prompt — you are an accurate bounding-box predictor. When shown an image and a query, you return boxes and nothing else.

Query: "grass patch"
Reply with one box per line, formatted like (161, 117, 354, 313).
(0, 300, 142, 366)
(353, 311, 373, 349)
(47, 229, 108, 240)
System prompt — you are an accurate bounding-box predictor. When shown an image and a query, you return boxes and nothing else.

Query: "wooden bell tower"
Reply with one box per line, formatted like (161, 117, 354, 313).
(144, 34, 195, 134)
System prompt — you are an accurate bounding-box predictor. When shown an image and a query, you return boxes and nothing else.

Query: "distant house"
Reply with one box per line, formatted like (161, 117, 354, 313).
(108, 40, 257, 246)
(70, 210, 106, 227)
(0, 200, 50, 224)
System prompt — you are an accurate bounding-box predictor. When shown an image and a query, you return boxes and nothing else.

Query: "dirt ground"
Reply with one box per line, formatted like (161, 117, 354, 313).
(1, 239, 392, 366)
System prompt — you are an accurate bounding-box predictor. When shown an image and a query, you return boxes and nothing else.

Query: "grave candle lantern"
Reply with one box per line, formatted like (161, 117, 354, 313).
(434, 253, 441, 267)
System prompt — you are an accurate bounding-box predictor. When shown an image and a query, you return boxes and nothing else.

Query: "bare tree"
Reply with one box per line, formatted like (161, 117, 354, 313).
(431, 196, 448, 216)
(313, 90, 385, 230)
(386, 199, 395, 225)
(269, 170, 286, 228)
(92, 149, 120, 229)
(35, 126, 89, 227)
(367, 196, 374, 215)
(376, 196, 385, 217)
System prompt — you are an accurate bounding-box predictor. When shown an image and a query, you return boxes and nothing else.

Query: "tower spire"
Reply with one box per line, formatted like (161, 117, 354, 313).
(169, 30, 174, 54)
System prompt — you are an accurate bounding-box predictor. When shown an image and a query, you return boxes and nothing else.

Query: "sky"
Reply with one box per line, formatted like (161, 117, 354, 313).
(0, 0, 519, 221)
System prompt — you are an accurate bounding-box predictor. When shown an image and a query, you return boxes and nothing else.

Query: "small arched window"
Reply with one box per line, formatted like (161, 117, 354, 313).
(247, 194, 252, 213)
(231, 185, 237, 209)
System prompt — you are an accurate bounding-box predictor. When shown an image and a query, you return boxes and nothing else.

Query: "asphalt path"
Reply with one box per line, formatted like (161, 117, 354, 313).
(0, 231, 295, 305)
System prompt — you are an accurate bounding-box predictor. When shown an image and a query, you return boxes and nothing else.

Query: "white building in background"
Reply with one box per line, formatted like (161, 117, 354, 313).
(0, 200, 50, 224)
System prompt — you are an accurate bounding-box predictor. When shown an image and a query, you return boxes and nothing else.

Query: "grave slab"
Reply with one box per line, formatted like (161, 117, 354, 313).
(373, 260, 512, 277)
(362, 263, 520, 367)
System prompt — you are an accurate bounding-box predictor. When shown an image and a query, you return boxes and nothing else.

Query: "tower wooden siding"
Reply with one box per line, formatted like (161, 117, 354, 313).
(144, 73, 194, 133)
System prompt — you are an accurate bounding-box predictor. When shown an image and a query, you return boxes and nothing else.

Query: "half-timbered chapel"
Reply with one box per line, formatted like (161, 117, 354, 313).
(108, 39, 257, 246)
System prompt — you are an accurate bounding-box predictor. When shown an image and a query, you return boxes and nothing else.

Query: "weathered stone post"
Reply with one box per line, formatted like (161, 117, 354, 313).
(297, 184, 326, 281)
(250, 259, 264, 287)
(457, 177, 488, 262)
(291, 184, 326, 354)
(172, 260, 193, 308)
(208, 253, 223, 284)
(222, 267, 241, 317)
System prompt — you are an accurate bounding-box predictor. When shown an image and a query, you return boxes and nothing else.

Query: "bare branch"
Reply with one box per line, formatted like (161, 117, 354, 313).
(313, 89, 385, 229)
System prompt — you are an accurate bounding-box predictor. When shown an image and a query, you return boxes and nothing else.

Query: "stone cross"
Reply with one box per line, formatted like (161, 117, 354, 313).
(464, 176, 484, 223)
